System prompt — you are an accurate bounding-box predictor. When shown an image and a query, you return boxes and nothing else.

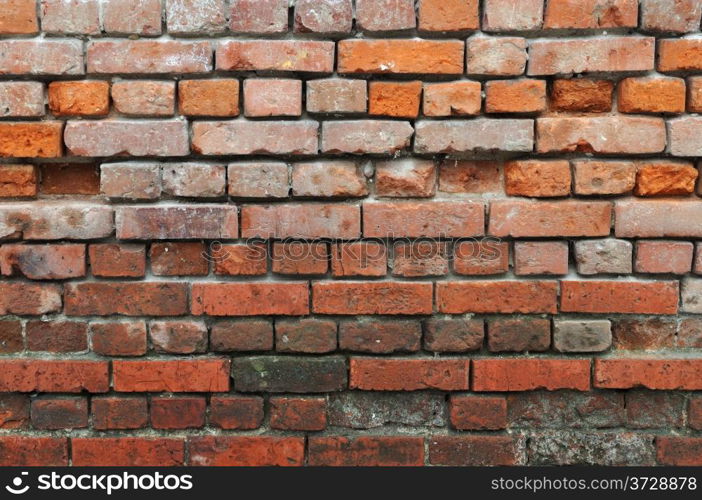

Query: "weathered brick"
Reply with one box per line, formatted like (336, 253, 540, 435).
(423, 81, 481, 116)
(615, 200, 702, 237)
(369, 81, 422, 118)
(178, 79, 239, 117)
(41, 0, 100, 34)
(596, 359, 702, 390)
(415, 119, 534, 154)
(573, 160, 636, 195)
(166, 0, 227, 34)
(466, 36, 527, 75)
(505, 160, 571, 197)
(31, 396, 88, 430)
(0, 122, 63, 158)
(270, 397, 326, 431)
(429, 436, 523, 466)
(0, 394, 29, 429)
(668, 117, 702, 156)
(508, 392, 625, 428)
(364, 201, 483, 238)
(92, 396, 148, 430)
(550, 79, 613, 112)
(0, 202, 113, 240)
(641, 0, 702, 33)
(88, 41, 211, 74)
(212, 243, 267, 276)
(192, 283, 309, 316)
(116, 206, 237, 240)
(41, 164, 100, 196)
(626, 391, 685, 429)
(356, 0, 415, 31)
(210, 319, 273, 352)
(306, 78, 367, 114)
(350, 358, 469, 391)
(439, 160, 503, 194)
(209, 396, 263, 430)
(49, 81, 109, 117)
(151, 396, 206, 429)
(543, 0, 638, 29)
(657, 437, 702, 466)
(217, 41, 334, 72)
(450, 396, 507, 430)
(514, 241, 569, 275)
(294, 0, 352, 33)
(292, 161, 367, 198)
(0, 82, 44, 117)
(309, 437, 423, 466)
(658, 39, 702, 72)
(338, 39, 464, 74)
(189, 436, 304, 467)
(193, 121, 318, 156)
(241, 204, 359, 239)
(529, 432, 654, 466)
(618, 76, 686, 114)
(418, 0, 479, 31)
(162, 163, 226, 198)
(0, 283, 62, 315)
(0, 360, 108, 393)
(0, 243, 85, 280)
(339, 319, 421, 354)
(65, 282, 189, 317)
(103, 0, 162, 35)
(553, 320, 612, 353)
(229, 0, 288, 33)
(682, 278, 702, 313)
(0, 0, 38, 34)
(73, 438, 184, 466)
(487, 317, 551, 352)
(112, 81, 175, 117)
(89, 244, 145, 278)
(687, 77, 702, 112)
(272, 241, 328, 276)
(635, 241, 693, 274)
(612, 318, 676, 350)
(473, 359, 591, 391)
(0, 40, 82, 75)
(100, 163, 161, 200)
(151, 242, 208, 276)
(689, 399, 702, 430)
(90, 321, 147, 356)
(322, 120, 413, 154)
(329, 392, 445, 429)
(228, 162, 289, 198)
(232, 356, 347, 393)
(275, 318, 337, 354)
(424, 318, 484, 352)
(313, 282, 433, 315)
(0, 320, 23, 354)
(26, 320, 88, 352)
(331, 241, 387, 277)
(561, 280, 679, 314)
(393, 241, 448, 277)
(438, 281, 557, 314)
(113, 359, 230, 392)
(0, 437, 67, 466)
(149, 320, 207, 354)
(574, 239, 633, 275)
(244, 79, 302, 118)
(485, 79, 546, 114)
(483, 0, 543, 31)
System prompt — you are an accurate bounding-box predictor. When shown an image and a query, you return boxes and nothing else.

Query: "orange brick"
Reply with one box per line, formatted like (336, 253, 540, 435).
(618, 77, 685, 113)
(418, 0, 479, 31)
(313, 282, 433, 315)
(423, 81, 481, 116)
(473, 359, 591, 391)
(595, 359, 702, 390)
(178, 79, 239, 117)
(505, 160, 571, 197)
(437, 281, 558, 314)
(561, 280, 679, 314)
(338, 39, 464, 74)
(658, 39, 702, 72)
(350, 358, 470, 391)
(0, 165, 36, 197)
(485, 79, 546, 113)
(369, 81, 422, 118)
(0, 122, 63, 158)
(635, 160, 698, 196)
(550, 79, 613, 112)
(48, 81, 110, 117)
(0, 0, 38, 34)
(544, 0, 638, 29)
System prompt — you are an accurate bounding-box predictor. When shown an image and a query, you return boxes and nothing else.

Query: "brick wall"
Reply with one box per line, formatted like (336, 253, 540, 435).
(0, 0, 701, 466)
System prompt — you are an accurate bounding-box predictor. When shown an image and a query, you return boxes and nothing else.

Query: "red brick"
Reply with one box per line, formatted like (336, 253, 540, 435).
(437, 281, 558, 314)
(635, 161, 698, 196)
(626, 391, 685, 429)
(65, 282, 188, 316)
(0, 0, 38, 34)
(309, 436, 423, 466)
(375, 159, 434, 198)
(117, 206, 237, 240)
(88, 40, 211, 73)
(210, 319, 273, 352)
(429, 436, 522, 466)
(273, 242, 328, 276)
(229, 0, 288, 33)
(73, 438, 184, 466)
(242, 203, 360, 239)
(0, 165, 36, 198)
(103, 0, 162, 35)
(31, 397, 88, 430)
(307, 78, 367, 113)
(369, 81, 422, 118)
(615, 200, 702, 238)
(514, 241, 569, 275)
(0, 360, 108, 393)
(41, 0, 100, 34)
(618, 76, 685, 114)
(112, 81, 175, 116)
(658, 39, 702, 72)
(209, 395, 263, 430)
(418, 0, 479, 31)
(292, 161, 368, 198)
(91, 396, 148, 430)
(213, 243, 267, 276)
(331, 241, 387, 277)
(350, 358, 469, 391)
(596, 359, 702, 390)
(294, 0, 353, 33)
(89, 244, 145, 278)
(550, 79, 613, 112)
(483, 0, 543, 30)
(573, 160, 636, 195)
(0, 122, 63, 158)
(178, 79, 239, 117)
(150, 320, 207, 354)
(192, 283, 309, 316)
(467, 36, 527, 75)
(313, 282, 433, 315)
(487, 318, 551, 352)
(26, 320, 88, 353)
(561, 280, 679, 314)
(450, 396, 507, 430)
(612, 318, 676, 350)
(340, 319, 421, 353)
(0, 40, 83, 75)
(657, 437, 702, 466)
(151, 396, 206, 429)
(439, 160, 503, 194)
(244, 78, 302, 117)
(217, 40, 333, 72)
(338, 39, 464, 74)
(270, 397, 327, 431)
(48, 81, 109, 117)
(641, 0, 702, 33)
(193, 120, 318, 156)
(423, 81, 481, 116)
(635, 241, 693, 274)
(113, 359, 230, 392)
(167, 0, 227, 34)
(0, 437, 67, 466)
(100, 163, 161, 200)
(322, 120, 413, 154)
(364, 201, 483, 238)
(485, 79, 546, 113)
(424, 318, 484, 352)
(0, 243, 85, 279)
(415, 119, 534, 154)
(0, 319, 22, 353)
(489, 200, 612, 237)
(0, 394, 29, 428)
(473, 359, 591, 391)
(544, 0, 638, 29)
(0, 283, 62, 315)
(41, 164, 100, 195)
(189, 436, 304, 466)
(393, 241, 448, 277)
(276, 319, 338, 354)
(150, 242, 208, 276)
(505, 160, 571, 197)
(689, 399, 702, 430)
(90, 321, 147, 356)
(0, 82, 44, 117)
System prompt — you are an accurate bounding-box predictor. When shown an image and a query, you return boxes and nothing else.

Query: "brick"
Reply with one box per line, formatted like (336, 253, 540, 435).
(424, 318, 484, 352)
(228, 162, 289, 198)
(561, 280, 679, 314)
(438, 281, 558, 314)
(150, 320, 207, 354)
(0, 283, 62, 315)
(31, 397, 87, 430)
(339, 319, 421, 354)
(450, 396, 507, 431)
(429, 436, 523, 466)
(212, 243, 268, 277)
(553, 320, 612, 353)
(41, 0, 99, 34)
(217, 40, 334, 72)
(676, 317, 702, 347)
(697, 244, 702, 274)
(151, 396, 206, 429)
(657, 437, 702, 466)
(90, 321, 147, 356)
(375, 159, 436, 198)
(244, 79, 302, 117)
(415, 119, 534, 154)
(690, 399, 702, 430)
(41, 164, 99, 195)
(166, 0, 226, 34)
(309, 437, 423, 466)
(270, 397, 326, 431)
(292, 161, 367, 198)
(117, 206, 237, 240)
(48, 81, 109, 117)
(65, 282, 188, 317)
(529, 432, 654, 465)
(0, 320, 23, 354)
(162, 163, 226, 198)
(619, 77, 685, 114)
(626, 391, 685, 429)
(89, 244, 145, 278)
(272, 242, 328, 276)
(0, 394, 28, 429)
(574, 239, 633, 275)
(331, 241, 387, 277)
(393, 241, 448, 277)
(0, 243, 85, 280)
(313, 282, 433, 315)
(189, 436, 304, 467)
(350, 358, 469, 391)
(485, 79, 546, 114)
(573, 160, 636, 195)
(209, 396, 263, 430)
(439, 160, 503, 194)
(100, 163, 161, 200)
(112, 81, 175, 117)
(612, 318, 676, 350)
(356, 0, 415, 31)
(635, 241, 693, 274)
(178, 79, 239, 117)
(0, 122, 63, 158)
(473, 359, 591, 391)
(508, 392, 625, 428)
(615, 200, 702, 238)
(505, 160, 571, 197)
(483, 0, 543, 31)
(294, 0, 352, 33)
(241, 204, 359, 239)
(641, 0, 702, 33)
(0, 360, 108, 393)
(0, 202, 113, 240)
(276, 318, 337, 353)
(193, 282, 309, 317)
(364, 201, 483, 238)
(321, 120, 413, 154)
(88, 41, 211, 74)
(423, 81, 481, 116)
(0, 82, 45, 117)
(232, 356, 347, 393)
(0, 40, 83, 75)
(151, 242, 208, 276)
(683, 278, 702, 313)
(0, 437, 67, 466)
(338, 39, 464, 74)
(668, 117, 702, 156)
(451, 240, 503, 273)
(687, 77, 702, 112)
(466, 36, 527, 75)
(490, 200, 611, 237)
(193, 121, 318, 156)
(210, 319, 273, 352)
(596, 359, 702, 390)
(73, 438, 184, 466)
(92, 397, 148, 430)
(26, 320, 88, 353)
(0, 0, 38, 34)
(550, 79, 613, 112)
(103, 0, 162, 34)
(229, 0, 288, 33)
(658, 39, 702, 72)
(369, 81, 422, 118)
(544, 0, 638, 29)
(514, 241, 569, 275)
(328, 392, 446, 429)
(418, 0, 479, 31)
(113, 359, 229, 392)
(487, 318, 551, 352)
(307, 79, 367, 113)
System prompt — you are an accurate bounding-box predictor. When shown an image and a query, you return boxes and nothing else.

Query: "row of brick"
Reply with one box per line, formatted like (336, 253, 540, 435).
(5, 390, 702, 433)
(1, 433, 700, 466)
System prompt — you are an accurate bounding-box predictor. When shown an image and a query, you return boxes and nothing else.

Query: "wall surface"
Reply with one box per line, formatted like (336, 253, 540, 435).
(0, 0, 702, 466)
